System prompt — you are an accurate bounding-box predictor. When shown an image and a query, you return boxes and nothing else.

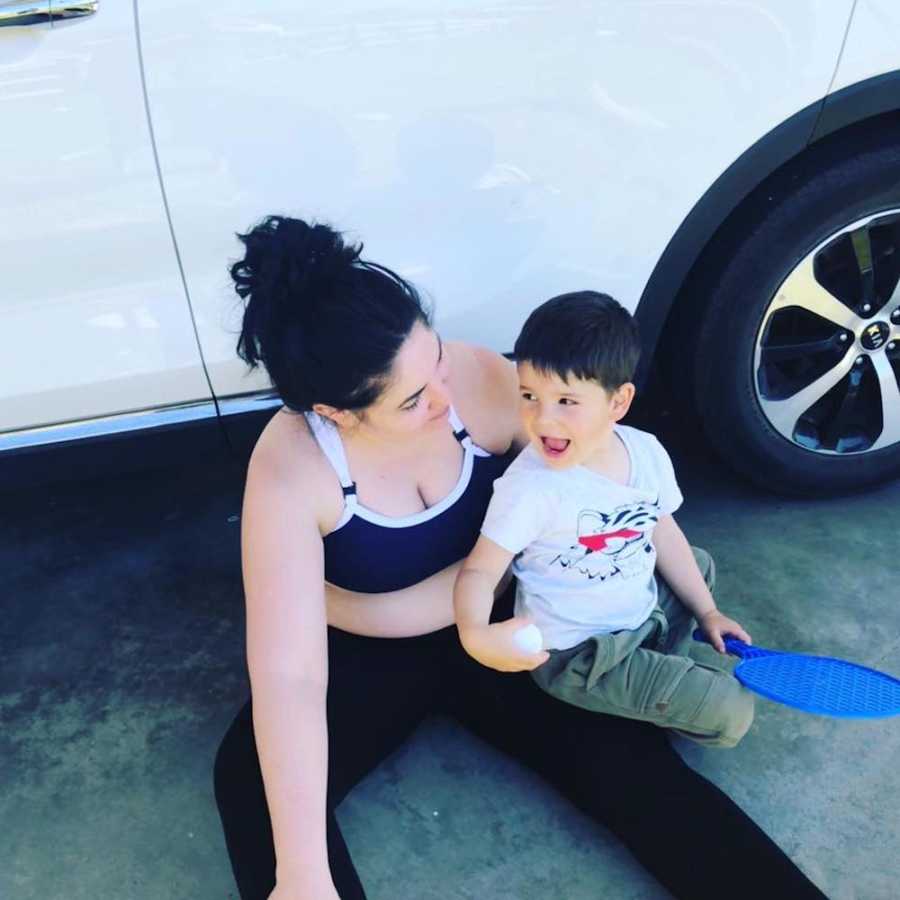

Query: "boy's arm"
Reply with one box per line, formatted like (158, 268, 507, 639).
(455, 535, 514, 627)
(653, 514, 751, 652)
(454, 536, 549, 672)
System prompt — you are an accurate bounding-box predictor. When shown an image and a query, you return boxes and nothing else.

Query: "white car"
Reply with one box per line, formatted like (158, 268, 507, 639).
(2, 1, 899, 494)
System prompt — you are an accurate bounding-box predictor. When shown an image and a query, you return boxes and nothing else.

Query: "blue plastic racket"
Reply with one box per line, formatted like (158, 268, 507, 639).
(692, 629, 900, 719)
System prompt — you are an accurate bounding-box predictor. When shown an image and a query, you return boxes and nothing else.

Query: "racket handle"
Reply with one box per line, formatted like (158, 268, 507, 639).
(691, 628, 771, 659)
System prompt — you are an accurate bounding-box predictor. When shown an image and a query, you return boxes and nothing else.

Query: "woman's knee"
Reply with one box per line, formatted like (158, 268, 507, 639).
(214, 702, 261, 810)
(562, 716, 688, 813)
(213, 726, 238, 807)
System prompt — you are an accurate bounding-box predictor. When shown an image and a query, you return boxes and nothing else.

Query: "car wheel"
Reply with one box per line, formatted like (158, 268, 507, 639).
(691, 138, 900, 495)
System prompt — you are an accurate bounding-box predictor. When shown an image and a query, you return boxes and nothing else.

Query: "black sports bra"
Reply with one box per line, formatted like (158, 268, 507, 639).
(304, 407, 514, 593)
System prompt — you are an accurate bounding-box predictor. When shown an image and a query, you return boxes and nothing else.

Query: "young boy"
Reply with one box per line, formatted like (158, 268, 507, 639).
(454, 291, 755, 748)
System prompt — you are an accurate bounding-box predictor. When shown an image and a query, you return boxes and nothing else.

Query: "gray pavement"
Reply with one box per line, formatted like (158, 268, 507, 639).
(3, 410, 899, 900)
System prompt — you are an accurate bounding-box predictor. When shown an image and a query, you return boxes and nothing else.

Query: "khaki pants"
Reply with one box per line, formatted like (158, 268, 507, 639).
(530, 548, 754, 748)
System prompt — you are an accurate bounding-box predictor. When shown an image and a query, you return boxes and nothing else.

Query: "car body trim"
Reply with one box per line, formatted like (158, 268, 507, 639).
(0, 390, 282, 454)
(217, 392, 283, 418)
(0, 400, 222, 452)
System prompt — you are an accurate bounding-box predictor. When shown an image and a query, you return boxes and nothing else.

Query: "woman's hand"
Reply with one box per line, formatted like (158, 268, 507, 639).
(697, 609, 752, 654)
(459, 616, 550, 672)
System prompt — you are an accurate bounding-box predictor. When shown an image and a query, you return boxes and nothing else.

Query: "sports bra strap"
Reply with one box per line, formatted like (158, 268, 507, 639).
(449, 404, 492, 457)
(305, 412, 357, 501)
(448, 405, 470, 445)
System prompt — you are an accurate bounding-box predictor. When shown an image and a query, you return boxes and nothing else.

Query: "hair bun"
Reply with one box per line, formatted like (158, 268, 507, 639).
(231, 216, 362, 368)
(231, 215, 360, 305)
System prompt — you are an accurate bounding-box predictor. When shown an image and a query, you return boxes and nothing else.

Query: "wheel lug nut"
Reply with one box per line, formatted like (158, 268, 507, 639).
(862, 303, 872, 313)
(889, 341, 897, 351)
(856, 355, 866, 365)
(839, 333, 849, 342)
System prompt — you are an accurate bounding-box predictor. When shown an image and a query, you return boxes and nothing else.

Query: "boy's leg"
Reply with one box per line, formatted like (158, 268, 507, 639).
(655, 546, 715, 656)
(533, 636, 754, 748)
(457, 581, 827, 900)
(533, 546, 751, 746)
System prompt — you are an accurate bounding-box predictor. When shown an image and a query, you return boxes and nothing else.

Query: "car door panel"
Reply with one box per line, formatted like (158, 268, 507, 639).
(137, 1, 851, 403)
(0, 2, 210, 434)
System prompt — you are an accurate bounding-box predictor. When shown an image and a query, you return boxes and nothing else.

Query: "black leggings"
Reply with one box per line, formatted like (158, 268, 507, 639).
(214, 591, 828, 900)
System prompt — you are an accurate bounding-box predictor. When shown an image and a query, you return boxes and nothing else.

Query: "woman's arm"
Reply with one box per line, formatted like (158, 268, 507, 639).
(241, 441, 338, 897)
(324, 561, 514, 637)
(324, 561, 464, 637)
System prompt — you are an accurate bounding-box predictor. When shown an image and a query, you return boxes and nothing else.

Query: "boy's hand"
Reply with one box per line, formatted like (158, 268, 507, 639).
(458, 616, 550, 672)
(697, 610, 752, 654)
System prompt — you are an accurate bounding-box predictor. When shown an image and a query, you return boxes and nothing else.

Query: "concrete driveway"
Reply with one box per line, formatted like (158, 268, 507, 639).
(3, 408, 899, 900)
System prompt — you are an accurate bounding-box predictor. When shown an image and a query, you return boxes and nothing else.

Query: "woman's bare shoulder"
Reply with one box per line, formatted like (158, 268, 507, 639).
(446, 341, 523, 454)
(246, 408, 343, 530)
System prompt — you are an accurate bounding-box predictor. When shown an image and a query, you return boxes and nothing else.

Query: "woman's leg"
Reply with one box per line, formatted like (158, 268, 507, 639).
(214, 626, 453, 900)
(214, 699, 368, 900)
(444, 590, 828, 900)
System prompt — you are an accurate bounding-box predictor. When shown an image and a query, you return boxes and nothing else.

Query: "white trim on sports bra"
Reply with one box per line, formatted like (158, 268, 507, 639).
(304, 405, 490, 533)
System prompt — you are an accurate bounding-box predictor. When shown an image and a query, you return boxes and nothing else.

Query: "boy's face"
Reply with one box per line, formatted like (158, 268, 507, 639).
(517, 361, 634, 470)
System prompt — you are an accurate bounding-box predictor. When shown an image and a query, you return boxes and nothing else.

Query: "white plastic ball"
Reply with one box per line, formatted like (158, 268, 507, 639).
(513, 624, 544, 654)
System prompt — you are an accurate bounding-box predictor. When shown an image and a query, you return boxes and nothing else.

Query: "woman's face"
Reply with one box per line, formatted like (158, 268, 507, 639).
(358, 321, 452, 440)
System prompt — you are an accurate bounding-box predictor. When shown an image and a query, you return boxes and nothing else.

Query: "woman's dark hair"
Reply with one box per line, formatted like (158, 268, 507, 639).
(232, 216, 430, 413)
(513, 291, 641, 391)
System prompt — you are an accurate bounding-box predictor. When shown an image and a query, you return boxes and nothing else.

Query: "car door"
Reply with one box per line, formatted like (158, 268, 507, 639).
(136, 0, 851, 409)
(0, 1, 210, 438)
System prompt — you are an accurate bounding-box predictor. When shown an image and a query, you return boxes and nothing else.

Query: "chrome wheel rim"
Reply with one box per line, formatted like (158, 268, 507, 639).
(754, 210, 900, 455)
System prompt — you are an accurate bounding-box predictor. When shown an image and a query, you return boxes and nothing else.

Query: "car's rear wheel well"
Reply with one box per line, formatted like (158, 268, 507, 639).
(655, 108, 900, 415)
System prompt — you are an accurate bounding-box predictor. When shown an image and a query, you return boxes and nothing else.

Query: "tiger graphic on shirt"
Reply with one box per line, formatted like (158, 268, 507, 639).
(547, 498, 660, 582)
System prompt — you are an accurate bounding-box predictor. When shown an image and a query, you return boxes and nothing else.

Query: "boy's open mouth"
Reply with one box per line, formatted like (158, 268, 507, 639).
(540, 436, 570, 457)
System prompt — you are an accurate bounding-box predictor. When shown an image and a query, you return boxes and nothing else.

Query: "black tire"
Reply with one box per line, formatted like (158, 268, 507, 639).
(687, 131, 900, 496)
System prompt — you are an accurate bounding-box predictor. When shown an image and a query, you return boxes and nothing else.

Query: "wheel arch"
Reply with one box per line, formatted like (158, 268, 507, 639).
(634, 70, 900, 386)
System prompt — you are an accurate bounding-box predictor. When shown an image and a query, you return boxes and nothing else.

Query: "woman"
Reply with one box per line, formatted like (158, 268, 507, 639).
(214, 215, 827, 900)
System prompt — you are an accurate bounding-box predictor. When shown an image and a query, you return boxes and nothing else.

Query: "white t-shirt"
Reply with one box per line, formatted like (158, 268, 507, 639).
(480, 424, 683, 651)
